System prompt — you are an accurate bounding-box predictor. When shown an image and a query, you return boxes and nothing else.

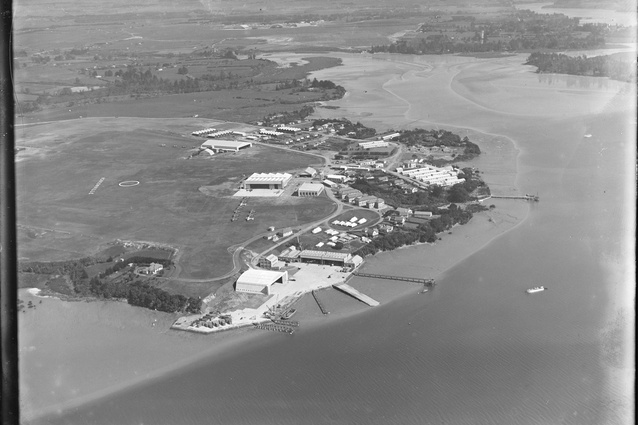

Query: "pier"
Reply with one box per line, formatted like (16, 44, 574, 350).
(312, 290, 330, 315)
(271, 319, 299, 327)
(333, 283, 379, 307)
(491, 194, 539, 202)
(353, 272, 435, 286)
(253, 323, 294, 334)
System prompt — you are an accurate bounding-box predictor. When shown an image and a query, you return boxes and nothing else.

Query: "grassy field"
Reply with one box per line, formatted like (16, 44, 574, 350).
(16, 117, 335, 281)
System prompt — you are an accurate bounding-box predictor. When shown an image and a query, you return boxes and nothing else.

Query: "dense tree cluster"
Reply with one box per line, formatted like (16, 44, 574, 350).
(525, 52, 635, 82)
(19, 256, 200, 313)
(312, 118, 376, 139)
(397, 129, 480, 162)
(369, 11, 607, 55)
(127, 282, 201, 313)
(355, 204, 474, 256)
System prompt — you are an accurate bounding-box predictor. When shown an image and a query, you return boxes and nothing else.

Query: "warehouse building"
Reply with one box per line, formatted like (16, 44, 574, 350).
(298, 167, 317, 177)
(298, 250, 353, 266)
(243, 173, 292, 190)
(201, 140, 252, 152)
(258, 254, 284, 270)
(297, 182, 324, 197)
(235, 269, 289, 295)
(359, 140, 389, 149)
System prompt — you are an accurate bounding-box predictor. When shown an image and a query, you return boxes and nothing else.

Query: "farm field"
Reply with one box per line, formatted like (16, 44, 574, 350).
(15, 117, 335, 281)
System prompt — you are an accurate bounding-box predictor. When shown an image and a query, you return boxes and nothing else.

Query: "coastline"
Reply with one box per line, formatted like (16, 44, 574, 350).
(23, 54, 530, 423)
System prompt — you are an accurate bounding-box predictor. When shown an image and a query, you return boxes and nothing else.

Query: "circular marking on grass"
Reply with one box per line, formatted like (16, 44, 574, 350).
(119, 181, 140, 187)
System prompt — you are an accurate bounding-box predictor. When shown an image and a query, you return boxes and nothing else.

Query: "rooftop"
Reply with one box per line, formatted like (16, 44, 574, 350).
(245, 172, 292, 183)
(237, 269, 287, 286)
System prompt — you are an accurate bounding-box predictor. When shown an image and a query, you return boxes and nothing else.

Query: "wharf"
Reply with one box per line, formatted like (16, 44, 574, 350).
(333, 283, 379, 307)
(353, 272, 434, 286)
(253, 323, 294, 334)
(491, 194, 539, 202)
(312, 290, 330, 315)
(271, 319, 299, 327)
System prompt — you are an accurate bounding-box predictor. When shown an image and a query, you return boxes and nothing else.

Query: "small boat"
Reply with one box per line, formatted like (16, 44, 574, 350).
(584, 134, 592, 138)
(526, 286, 546, 294)
(281, 308, 297, 320)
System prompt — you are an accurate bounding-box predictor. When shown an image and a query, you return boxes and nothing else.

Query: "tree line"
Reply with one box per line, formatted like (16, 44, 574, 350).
(525, 52, 635, 82)
(355, 204, 479, 256)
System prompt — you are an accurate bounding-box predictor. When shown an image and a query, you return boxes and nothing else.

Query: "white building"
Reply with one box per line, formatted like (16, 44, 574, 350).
(398, 165, 465, 187)
(381, 132, 401, 141)
(235, 269, 289, 295)
(259, 129, 284, 137)
(244, 173, 292, 190)
(326, 174, 347, 183)
(359, 140, 389, 149)
(206, 130, 234, 138)
(201, 140, 252, 152)
(297, 182, 324, 197)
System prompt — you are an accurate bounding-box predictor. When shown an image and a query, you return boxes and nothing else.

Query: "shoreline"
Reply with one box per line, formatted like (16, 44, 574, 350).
(22, 53, 531, 423)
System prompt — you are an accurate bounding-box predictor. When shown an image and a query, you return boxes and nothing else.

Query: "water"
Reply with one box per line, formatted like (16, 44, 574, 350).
(515, 3, 637, 27)
(24, 51, 634, 425)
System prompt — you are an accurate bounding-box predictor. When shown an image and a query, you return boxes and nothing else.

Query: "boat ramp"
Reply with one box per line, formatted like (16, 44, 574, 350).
(333, 283, 379, 307)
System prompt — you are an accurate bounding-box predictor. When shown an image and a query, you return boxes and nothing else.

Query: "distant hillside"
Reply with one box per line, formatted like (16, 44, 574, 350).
(548, 0, 635, 12)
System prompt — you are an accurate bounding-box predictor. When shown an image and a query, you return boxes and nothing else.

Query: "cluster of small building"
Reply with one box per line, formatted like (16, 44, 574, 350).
(263, 227, 294, 242)
(310, 227, 360, 248)
(336, 187, 385, 209)
(396, 164, 465, 187)
(135, 262, 164, 275)
(332, 216, 367, 227)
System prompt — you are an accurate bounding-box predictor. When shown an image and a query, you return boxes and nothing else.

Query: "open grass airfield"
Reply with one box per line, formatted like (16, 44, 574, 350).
(16, 117, 333, 279)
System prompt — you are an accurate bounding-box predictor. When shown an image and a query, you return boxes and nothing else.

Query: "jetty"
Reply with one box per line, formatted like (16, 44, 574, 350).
(312, 290, 330, 315)
(271, 319, 299, 327)
(491, 194, 539, 202)
(333, 283, 379, 307)
(253, 323, 294, 334)
(353, 272, 434, 286)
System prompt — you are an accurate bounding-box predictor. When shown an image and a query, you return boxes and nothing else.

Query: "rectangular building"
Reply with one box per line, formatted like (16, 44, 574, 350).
(298, 250, 352, 266)
(244, 173, 292, 190)
(297, 182, 325, 197)
(258, 254, 280, 269)
(359, 140, 389, 149)
(201, 140, 252, 152)
(235, 269, 289, 295)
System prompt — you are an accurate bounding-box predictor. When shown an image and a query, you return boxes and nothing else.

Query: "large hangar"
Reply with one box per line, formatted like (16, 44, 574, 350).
(243, 173, 292, 190)
(235, 269, 289, 295)
(201, 140, 252, 152)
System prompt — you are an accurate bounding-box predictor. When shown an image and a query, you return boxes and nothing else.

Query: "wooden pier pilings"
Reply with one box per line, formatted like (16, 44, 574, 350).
(353, 272, 435, 286)
(312, 290, 330, 315)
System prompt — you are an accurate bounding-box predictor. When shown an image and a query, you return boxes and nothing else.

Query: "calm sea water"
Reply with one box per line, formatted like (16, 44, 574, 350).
(515, 3, 637, 27)
(24, 53, 634, 424)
